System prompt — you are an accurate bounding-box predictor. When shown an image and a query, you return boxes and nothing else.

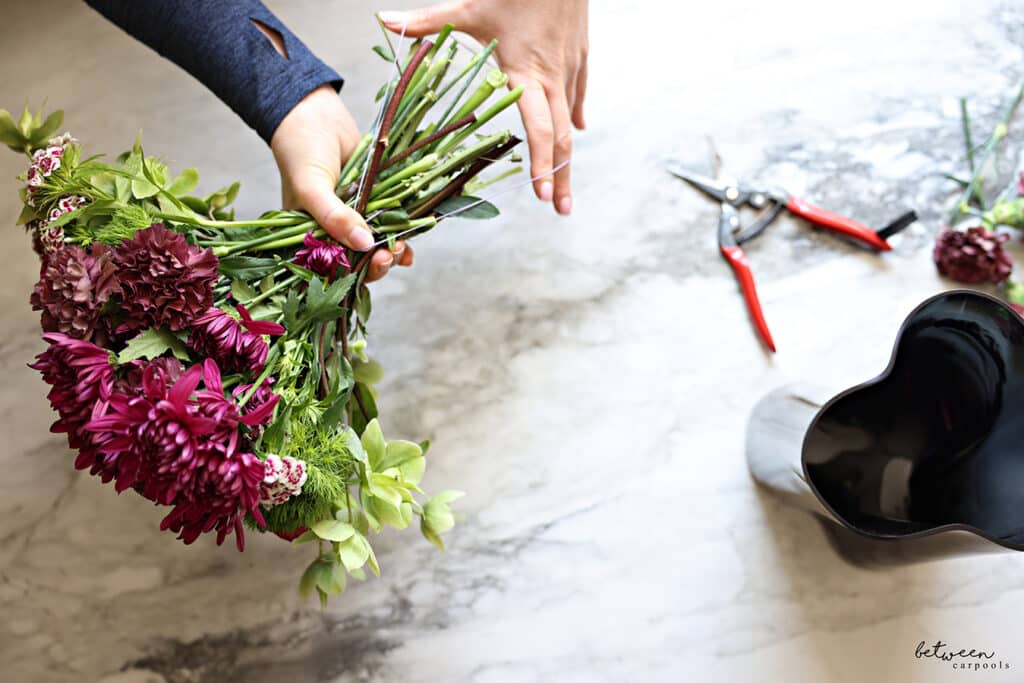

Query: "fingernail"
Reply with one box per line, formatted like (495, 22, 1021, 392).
(351, 227, 373, 251)
(539, 181, 553, 202)
(378, 11, 406, 25)
(558, 197, 572, 215)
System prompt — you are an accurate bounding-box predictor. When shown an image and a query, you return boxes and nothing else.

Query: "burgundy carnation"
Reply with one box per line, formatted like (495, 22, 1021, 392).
(933, 227, 1013, 284)
(29, 333, 115, 451)
(85, 359, 268, 550)
(113, 224, 218, 335)
(190, 305, 284, 375)
(30, 243, 119, 342)
(293, 232, 350, 282)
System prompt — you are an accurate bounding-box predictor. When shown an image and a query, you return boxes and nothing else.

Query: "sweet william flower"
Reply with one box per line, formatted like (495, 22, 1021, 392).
(933, 227, 1013, 284)
(30, 242, 119, 341)
(293, 232, 350, 282)
(113, 224, 219, 335)
(258, 454, 308, 507)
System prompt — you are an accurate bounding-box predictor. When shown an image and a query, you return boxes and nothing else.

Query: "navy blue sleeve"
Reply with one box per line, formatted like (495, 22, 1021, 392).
(84, 0, 344, 143)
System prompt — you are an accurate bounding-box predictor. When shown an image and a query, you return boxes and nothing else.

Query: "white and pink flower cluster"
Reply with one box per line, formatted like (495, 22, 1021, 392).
(25, 135, 75, 206)
(258, 454, 308, 507)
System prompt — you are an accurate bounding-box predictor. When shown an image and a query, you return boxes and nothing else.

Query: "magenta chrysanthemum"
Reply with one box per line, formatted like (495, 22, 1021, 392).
(85, 359, 269, 550)
(30, 243, 119, 342)
(190, 304, 284, 375)
(29, 333, 115, 451)
(933, 227, 1013, 284)
(293, 232, 350, 282)
(113, 224, 219, 335)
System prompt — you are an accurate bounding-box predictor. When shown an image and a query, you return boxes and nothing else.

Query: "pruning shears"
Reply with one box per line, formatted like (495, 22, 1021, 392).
(669, 140, 916, 352)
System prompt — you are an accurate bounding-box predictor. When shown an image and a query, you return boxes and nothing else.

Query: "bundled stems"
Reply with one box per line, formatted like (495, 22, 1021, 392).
(381, 113, 476, 171)
(950, 82, 1024, 223)
(411, 135, 522, 218)
(355, 39, 434, 216)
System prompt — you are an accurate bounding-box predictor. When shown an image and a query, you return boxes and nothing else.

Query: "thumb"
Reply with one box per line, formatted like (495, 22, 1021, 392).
(295, 173, 374, 252)
(378, 3, 467, 37)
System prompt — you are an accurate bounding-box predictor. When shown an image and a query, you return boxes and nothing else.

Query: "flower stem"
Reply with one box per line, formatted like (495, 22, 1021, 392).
(949, 82, 1024, 223)
(380, 113, 475, 171)
(355, 39, 434, 217)
(212, 221, 317, 256)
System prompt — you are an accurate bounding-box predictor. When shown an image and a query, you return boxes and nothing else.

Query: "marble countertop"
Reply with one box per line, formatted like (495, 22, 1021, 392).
(2, 1, 1024, 681)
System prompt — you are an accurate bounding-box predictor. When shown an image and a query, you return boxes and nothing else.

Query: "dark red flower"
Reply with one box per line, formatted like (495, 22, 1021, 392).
(30, 243, 119, 342)
(190, 304, 284, 375)
(29, 333, 115, 451)
(274, 526, 309, 542)
(293, 232, 350, 282)
(1017, 171, 1024, 197)
(84, 359, 267, 550)
(933, 227, 1013, 284)
(113, 224, 219, 335)
(232, 377, 280, 428)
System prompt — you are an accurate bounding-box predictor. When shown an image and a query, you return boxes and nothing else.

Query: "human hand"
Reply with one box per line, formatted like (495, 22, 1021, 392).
(271, 85, 414, 282)
(380, 0, 589, 216)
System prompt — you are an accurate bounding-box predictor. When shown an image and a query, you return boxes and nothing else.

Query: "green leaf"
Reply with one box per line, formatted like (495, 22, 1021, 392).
(0, 109, 24, 149)
(376, 209, 410, 225)
(352, 357, 383, 385)
(317, 562, 346, 595)
(206, 182, 240, 210)
(355, 284, 372, 327)
(298, 559, 321, 599)
(282, 289, 301, 330)
(337, 533, 371, 572)
(304, 274, 355, 322)
(231, 279, 258, 301)
(17, 106, 32, 137)
(31, 110, 64, 144)
(369, 473, 406, 509)
(167, 168, 199, 196)
(310, 519, 356, 542)
(378, 439, 421, 469)
(117, 328, 190, 363)
(361, 419, 386, 465)
(434, 195, 500, 219)
(372, 44, 395, 61)
(423, 490, 465, 534)
(217, 255, 280, 280)
(421, 522, 445, 551)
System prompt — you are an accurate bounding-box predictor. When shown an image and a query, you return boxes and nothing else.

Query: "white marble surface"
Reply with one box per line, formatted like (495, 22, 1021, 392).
(2, 1, 1024, 681)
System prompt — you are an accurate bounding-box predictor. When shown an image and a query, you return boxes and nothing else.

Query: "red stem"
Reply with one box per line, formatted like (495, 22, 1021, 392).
(381, 113, 477, 171)
(355, 40, 434, 216)
(409, 136, 522, 219)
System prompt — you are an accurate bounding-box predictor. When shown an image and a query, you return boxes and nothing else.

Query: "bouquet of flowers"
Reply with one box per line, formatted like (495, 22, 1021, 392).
(2, 25, 523, 605)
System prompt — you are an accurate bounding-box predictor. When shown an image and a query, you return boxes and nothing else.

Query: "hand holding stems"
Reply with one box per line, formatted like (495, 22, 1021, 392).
(270, 85, 413, 282)
(380, 0, 589, 216)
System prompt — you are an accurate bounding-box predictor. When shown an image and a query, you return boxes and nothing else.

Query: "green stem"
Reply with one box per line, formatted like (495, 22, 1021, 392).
(949, 82, 1024, 223)
(211, 221, 316, 256)
(435, 87, 523, 156)
(241, 274, 301, 306)
(434, 39, 498, 128)
(156, 213, 304, 230)
(365, 130, 510, 212)
(370, 153, 439, 200)
(239, 345, 281, 405)
(338, 133, 374, 189)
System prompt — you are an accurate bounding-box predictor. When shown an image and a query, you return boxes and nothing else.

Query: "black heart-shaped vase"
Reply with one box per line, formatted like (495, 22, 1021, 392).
(747, 290, 1024, 565)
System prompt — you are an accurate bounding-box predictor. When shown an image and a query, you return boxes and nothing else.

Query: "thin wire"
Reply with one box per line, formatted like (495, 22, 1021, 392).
(354, 22, 409, 211)
(451, 34, 500, 70)
(368, 157, 572, 248)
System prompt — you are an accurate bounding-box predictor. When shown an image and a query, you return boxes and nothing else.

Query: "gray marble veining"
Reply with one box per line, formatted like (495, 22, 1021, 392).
(2, 1, 1024, 681)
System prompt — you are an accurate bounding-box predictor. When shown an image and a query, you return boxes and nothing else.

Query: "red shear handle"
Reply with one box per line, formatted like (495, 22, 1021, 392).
(785, 196, 891, 251)
(720, 246, 776, 352)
